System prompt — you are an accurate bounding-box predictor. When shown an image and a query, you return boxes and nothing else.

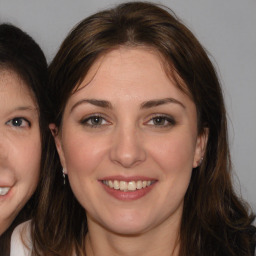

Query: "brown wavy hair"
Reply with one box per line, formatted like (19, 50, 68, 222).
(32, 2, 255, 255)
(0, 24, 49, 256)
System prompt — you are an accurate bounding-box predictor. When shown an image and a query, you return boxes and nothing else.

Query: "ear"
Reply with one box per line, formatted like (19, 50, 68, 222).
(193, 128, 209, 168)
(49, 123, 67, 173)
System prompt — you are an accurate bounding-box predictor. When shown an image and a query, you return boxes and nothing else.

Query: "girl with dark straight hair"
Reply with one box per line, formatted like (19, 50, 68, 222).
(0, 23, 49, 256)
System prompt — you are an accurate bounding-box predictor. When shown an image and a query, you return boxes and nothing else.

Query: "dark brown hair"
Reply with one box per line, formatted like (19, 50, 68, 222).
(0, 23, 49, 256)
(32, 2, 255, 255)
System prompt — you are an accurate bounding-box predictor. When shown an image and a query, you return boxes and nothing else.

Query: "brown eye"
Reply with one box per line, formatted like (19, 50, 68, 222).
(81, 115, 109, 128)
(6, 117, 30, 128)
(152, 117, 167, 125)
(147, 115, 176, 127)
(90, 116, 103, 125)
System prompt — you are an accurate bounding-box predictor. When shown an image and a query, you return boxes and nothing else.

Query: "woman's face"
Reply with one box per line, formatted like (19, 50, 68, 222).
(0, 69, 41, 234)
(54, 47, 207, 235)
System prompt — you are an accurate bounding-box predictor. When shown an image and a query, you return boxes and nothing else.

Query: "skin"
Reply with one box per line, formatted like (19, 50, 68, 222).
(52, 47, 208, 256)
(0, 69, 41, 235)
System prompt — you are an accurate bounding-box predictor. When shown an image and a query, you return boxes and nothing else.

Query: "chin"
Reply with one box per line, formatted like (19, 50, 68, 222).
(100, 212, 154, 236)
(107, 223, 150, 236)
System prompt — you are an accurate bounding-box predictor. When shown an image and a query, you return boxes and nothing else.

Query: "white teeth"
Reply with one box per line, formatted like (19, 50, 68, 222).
(0, 187, 10, 196)
(120, 181, 127, 191)
(103, 180, 154, 191)
(113, 180, 120, 190)
(109, 180, 114, 188)
(136, 180, 142, 189)
(127, 181, 136, 191)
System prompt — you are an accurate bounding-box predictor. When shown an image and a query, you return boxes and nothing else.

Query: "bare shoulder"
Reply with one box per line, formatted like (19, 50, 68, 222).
(10, 220, 32, 256)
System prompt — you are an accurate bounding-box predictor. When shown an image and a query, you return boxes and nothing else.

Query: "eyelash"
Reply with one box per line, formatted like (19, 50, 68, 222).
(80, 114, 110, 128)
(80, 114, 176, 128)
(6, 117, 31, 128)
(146, 114, 176, 128)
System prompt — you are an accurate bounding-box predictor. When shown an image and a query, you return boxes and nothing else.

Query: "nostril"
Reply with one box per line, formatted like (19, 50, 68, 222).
(110, 146, 146, 168)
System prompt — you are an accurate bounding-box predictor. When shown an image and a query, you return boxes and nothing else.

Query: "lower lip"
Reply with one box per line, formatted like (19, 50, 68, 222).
(101, 182, 156, 201)
(0, 187, 13, 202)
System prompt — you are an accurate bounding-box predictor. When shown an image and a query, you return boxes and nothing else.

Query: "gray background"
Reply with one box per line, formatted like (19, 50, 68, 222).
(0, 0, 255, 212)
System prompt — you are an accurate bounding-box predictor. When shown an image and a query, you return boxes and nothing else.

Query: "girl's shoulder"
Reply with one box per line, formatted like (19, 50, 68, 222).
(10, 220, 32, 256)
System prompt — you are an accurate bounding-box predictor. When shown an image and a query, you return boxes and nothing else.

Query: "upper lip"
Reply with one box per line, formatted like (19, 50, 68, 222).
(0, 185, 13, 188)
(100, 176, 157, 182)
(0, 179, 15, 188)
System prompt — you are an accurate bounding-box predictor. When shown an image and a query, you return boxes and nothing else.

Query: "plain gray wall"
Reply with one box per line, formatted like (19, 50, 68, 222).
(0, 0, 255, 212)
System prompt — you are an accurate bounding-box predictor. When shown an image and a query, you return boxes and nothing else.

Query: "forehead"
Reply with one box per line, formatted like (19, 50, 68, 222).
(76, 47, 185, 97)
(0, 68, 36, 103)
(81, 47, 166, 82)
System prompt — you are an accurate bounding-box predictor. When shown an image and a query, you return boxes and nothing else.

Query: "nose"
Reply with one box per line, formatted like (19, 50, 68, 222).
(109, 125, 146, 168)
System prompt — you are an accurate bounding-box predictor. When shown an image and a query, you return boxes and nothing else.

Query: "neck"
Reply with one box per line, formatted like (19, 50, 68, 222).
(85, 216, 181, 256)
(0, 219, 12, 236)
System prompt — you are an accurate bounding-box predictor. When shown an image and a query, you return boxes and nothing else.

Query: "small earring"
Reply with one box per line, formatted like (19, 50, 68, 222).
(62, 168, 66, 185)
(198, 157, 204, 166)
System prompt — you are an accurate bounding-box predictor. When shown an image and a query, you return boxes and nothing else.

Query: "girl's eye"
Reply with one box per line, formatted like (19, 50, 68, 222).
(81, 115, 109, 127)
(6, 117, 30, 128)
(147, 115, 175, 127)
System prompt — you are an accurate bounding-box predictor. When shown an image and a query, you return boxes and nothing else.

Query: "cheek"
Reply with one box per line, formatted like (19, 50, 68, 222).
(7, 132, 41, 221)
(18, 136, 41, 188)
(62, 135, 108, 211)
(63, 134, 108, 177)
(147, 133, 195, 211)
(148, 132, 196, 173)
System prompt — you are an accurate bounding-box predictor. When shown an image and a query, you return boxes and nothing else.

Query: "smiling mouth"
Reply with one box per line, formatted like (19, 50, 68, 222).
(101, 180, 156, 192)
(0, 187, 10, 196)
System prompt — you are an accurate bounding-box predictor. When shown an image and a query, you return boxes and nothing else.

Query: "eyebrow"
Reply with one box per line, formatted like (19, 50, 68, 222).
(71, 99, 112, 112)
(7, 106, 38, 113)
(6, 106, 38, 116)
(140, 98, 185, 109)
(14, 106, 37, 111)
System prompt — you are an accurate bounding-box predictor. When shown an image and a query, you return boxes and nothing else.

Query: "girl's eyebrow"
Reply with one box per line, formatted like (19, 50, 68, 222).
(7, 106, 38, 114)
(70, 97, 185, 113)
(14, 106, 37, 111)
(71, 99, 112, 112)
(140, 98, 185, 109)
